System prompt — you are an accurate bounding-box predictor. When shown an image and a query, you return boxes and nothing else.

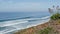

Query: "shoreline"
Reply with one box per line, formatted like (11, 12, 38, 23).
(0, 16, 50, 34)
(14, 19, 60, 34)
(14, 19, 50, 34)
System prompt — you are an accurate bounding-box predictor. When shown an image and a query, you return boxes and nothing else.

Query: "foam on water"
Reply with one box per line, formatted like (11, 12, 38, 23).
(0, 20, 28, 27)
(26, 19, 50, 28)
(0, 16, 50, 27)
(0, 16, 50, 34)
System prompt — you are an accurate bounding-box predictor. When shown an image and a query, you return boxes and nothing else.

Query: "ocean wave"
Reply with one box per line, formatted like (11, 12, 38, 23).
(0, 20, 28, 27)
(0, 18, 50, 34)
(28, 16, 50, 22)
(0, 16, 50, 27)
(0, 16, 50, 22)
(26, 19, 50, 28)
(40, 16, 50, 19)
(0, 16, 50, 34)
(0, 16, 32, 22)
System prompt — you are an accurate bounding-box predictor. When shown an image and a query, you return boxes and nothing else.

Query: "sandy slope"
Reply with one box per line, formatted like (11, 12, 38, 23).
(14, 20, 60, 34)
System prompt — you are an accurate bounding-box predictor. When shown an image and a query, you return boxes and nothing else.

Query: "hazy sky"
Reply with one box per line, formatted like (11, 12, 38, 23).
(0, 0, 60, 12)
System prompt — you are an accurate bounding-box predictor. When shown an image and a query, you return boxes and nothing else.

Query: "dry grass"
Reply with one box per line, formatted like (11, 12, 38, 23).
(14, 20, 60, 34)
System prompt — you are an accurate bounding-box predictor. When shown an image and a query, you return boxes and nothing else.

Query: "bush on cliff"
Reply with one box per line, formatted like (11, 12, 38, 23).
(39, 27, 53, 34)
(51, 13, 60, 20)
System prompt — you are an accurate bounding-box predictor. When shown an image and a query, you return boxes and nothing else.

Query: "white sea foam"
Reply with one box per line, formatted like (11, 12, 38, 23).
(0, 16, 50, 27)
(0, 20, 28, 27)
(0, 19, 50, 34)
(26, 19, 50, 28)
(0, 26, 27, 34)
(40, 16, 50, 19)
(26, 16, 50, 20)
(0, 16, 50, 34)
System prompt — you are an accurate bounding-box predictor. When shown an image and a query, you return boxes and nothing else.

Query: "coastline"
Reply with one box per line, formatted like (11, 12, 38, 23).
(14, 19, 60, 34)
(0, 16, 50, 34)
(14, 19, 50, 34)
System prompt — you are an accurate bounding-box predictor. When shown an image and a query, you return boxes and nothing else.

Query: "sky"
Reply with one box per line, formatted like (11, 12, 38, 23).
(0, 0, 60, 12)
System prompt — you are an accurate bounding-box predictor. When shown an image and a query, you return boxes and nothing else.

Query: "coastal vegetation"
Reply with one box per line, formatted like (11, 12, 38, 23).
(51, 13, 60, 20)
(38, 27, 57, 34)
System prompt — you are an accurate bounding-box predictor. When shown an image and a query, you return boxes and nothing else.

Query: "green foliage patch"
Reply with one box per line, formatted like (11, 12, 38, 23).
(51, 13, 60, 20)
(38, 27, 53, 34)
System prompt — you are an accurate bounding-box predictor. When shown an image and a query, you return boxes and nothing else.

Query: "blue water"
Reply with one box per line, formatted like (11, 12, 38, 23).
(0, 12, 50, 21)
(0, 11, 50, 34)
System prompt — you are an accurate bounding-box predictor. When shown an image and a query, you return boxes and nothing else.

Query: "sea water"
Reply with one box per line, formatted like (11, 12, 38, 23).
(0, 11, 50, 34)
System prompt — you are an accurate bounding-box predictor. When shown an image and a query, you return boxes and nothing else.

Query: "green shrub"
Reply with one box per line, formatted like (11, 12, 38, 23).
(38, 27, 53, 34)
(50, 13, 60, 20)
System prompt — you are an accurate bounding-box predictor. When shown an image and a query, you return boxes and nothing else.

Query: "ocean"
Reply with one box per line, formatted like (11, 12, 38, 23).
(0, 11, 50, 34)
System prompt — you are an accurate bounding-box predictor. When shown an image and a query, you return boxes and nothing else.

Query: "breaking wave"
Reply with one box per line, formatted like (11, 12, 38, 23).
(0, 16, 50, 34)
